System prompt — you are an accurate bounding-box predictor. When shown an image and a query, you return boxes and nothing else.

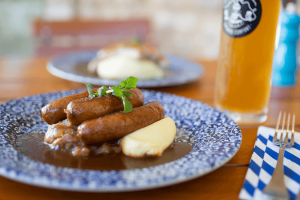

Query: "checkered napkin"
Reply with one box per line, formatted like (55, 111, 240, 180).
(239, 126, 300, 200)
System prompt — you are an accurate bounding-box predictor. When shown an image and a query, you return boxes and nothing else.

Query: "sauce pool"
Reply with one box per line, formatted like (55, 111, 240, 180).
(15, 132, 192, 171)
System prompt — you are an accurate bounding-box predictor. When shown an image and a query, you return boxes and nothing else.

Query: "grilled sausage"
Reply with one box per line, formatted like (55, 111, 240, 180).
(77, 101, 164, 145)
(41, 89, 97, 125)
(65, 88, 144, 125)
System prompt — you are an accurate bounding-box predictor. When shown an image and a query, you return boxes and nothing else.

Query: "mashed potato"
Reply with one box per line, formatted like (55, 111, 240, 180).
(88, 41, 168, 80)
(97, 54, 164, 80)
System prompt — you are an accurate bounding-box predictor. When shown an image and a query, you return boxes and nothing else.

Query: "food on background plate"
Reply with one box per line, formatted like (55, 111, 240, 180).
(41, 76, 176, 158)
(87, 39, 169, 80)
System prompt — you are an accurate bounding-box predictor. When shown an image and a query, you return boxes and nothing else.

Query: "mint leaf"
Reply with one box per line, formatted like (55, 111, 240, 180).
(125, 76, 138, 89)
(98, 86, 107, 97)
(122, 91, 133, 98)
(120, 76, 138, 90)
(120, 80, 126, 89)
(85, 83, 94, 98)
(85, 76, 138, 113)
(122, 95, 133, 113)
(111, 85, 123, 99)
(94, 90, 99, 97)
(129, 37, 142, 46)
(111, 86, 133, 113)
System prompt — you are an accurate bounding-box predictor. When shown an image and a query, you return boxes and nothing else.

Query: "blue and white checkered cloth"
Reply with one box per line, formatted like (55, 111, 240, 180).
(239, 126, 300, 200)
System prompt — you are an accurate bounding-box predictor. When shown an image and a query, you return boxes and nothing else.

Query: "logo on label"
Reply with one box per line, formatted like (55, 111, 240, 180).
(223, 0, 262, 38)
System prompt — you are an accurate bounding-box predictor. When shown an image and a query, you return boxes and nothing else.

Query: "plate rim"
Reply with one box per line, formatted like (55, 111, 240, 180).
(0, 147, 240, 192)
(0, 89, 242, 192)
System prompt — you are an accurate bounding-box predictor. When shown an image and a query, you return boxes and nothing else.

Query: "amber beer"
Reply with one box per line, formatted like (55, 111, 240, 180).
(215, 0, 281, 123)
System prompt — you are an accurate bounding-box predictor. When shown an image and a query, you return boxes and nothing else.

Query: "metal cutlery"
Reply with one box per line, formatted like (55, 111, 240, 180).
(263, 112, 295, 199)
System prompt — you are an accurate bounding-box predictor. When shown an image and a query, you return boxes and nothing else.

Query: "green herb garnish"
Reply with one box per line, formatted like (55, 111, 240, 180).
(85, 83, 95, 98)
(122, 95, 133, 113)
(98, 86, 108, 97)
(129, 37, 142, 46)
(85, 76, 138, 113)
(121, 76, 138, 89)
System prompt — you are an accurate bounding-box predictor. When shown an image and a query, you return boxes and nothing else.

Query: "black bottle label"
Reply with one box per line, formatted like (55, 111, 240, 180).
(223, 0, 262, 38)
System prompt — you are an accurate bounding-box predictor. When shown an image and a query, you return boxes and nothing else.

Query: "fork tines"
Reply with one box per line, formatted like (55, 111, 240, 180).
(273, 111, 295, 147)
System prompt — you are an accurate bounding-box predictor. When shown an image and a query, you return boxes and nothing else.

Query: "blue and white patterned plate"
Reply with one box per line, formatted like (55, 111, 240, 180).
(0, 90, 241, 192)
(47, 51, 203, 88)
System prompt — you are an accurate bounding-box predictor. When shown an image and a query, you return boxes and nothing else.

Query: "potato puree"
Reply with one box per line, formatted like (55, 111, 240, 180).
(97, 54, 164, 80)
(120, 117, 176, 157)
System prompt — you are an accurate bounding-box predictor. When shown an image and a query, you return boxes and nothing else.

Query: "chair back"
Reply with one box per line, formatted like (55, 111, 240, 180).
(33, 19, 151, 56)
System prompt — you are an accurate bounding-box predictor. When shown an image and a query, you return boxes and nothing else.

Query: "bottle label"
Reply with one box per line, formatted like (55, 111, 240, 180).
(223, 0, 262, 38)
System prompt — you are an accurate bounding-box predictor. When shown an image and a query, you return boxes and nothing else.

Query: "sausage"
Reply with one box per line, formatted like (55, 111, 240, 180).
(41, 89, 97, 125)
(77, 101, 165, 145)
(65, 88, 144, 125)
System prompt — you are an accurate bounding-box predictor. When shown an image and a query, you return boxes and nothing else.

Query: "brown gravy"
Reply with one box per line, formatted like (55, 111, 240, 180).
(15, 132, 192, 171)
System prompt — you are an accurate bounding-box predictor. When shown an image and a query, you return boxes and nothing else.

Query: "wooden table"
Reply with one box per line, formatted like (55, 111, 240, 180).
(0, 57, 299, 200)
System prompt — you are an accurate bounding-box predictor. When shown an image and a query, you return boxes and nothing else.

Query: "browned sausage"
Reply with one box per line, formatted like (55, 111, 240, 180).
(41, 89, 97, 125)
(65, 88, 144, 125)
(77, 101, 164, 145)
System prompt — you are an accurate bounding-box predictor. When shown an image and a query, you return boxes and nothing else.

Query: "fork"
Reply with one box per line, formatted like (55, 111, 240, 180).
(263, 112, 295, 200)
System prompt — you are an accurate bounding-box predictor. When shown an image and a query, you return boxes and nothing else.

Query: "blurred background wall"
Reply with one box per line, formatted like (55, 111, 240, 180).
(0, 0, 223, 59)
(0, 0, 43, 55)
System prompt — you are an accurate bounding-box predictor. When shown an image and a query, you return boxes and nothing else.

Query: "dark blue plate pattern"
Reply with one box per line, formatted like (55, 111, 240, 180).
(0, 90, 241, 191)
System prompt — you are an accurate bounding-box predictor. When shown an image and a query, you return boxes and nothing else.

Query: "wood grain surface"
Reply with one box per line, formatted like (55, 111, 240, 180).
(0, 56, 299, 200)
